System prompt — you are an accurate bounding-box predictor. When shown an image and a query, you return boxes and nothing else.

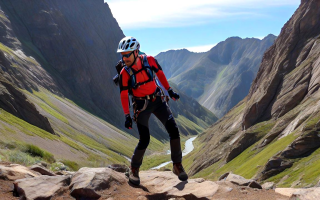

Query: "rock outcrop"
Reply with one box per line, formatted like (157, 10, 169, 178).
(0, 76, 55, 134)
(188, 0, 320, 187)
(0, 163, 40, 181)
(2, 163, 289, 200)
(14, 175, 71, 200)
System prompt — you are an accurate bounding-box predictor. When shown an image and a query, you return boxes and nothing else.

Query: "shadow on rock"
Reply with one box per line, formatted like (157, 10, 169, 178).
(128, 181, 150, 192)
(174, 181, 188, 190)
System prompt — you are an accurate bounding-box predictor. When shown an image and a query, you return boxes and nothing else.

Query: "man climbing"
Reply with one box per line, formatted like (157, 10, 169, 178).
(116, 36, 188, 185)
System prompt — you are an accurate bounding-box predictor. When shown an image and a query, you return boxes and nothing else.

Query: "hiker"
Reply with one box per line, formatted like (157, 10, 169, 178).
(116, 36, 188, 185)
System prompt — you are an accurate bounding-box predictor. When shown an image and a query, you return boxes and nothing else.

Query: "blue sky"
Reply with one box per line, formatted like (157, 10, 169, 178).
(106, 0, 300, 56)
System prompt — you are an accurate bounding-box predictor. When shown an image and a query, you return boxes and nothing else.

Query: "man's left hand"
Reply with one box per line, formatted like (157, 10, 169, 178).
(168, 88, 180, 101)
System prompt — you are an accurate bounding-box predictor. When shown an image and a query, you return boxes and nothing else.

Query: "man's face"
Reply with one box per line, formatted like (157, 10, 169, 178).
(121, 51, 136, 66)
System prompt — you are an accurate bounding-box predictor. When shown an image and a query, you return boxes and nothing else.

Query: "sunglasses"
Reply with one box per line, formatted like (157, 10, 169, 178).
(122, 51, 134, 58)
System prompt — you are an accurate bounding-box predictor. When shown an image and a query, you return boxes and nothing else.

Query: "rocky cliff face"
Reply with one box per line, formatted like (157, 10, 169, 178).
(187, 0, 320, 187)
(156, 35, 276, 118)
(0, 0, 125, 126)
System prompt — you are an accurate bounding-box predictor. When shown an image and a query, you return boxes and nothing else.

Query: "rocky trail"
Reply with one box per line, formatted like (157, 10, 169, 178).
(1, 161, 319, 200)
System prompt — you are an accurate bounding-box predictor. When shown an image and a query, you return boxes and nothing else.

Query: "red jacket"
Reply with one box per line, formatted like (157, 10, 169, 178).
(120, 55, 170, 115)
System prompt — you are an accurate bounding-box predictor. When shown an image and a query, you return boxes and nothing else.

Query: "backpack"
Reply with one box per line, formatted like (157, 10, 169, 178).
(113, 53, 166, 108)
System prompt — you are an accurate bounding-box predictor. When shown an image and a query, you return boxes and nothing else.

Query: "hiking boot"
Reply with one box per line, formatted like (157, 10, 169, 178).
(128, 167, 140, 185)
(173, 163, 188, 181)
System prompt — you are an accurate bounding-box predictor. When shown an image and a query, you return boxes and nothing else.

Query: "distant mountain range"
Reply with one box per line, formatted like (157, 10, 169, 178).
(156, 35, 276, 117)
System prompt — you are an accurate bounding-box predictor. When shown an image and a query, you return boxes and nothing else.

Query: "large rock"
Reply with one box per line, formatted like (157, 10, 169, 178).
(262, 182, 275, 190)
(69, 167, 126, 199)
(14, 175, 70, 199)
(275, 187, 320, 199)
(107, 164, 128, 173)
(140, 170, 233, 199)
(29, 164, 55, 176)
(0, 77, 55, 134)
(0, 164, 40, 180)
(223, 173, 262, 189)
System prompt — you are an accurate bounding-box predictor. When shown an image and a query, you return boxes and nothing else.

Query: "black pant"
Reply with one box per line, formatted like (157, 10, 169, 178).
(131, 95, 182, 168)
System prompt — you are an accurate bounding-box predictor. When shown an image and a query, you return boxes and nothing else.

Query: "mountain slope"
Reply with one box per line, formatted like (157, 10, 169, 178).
(156, 35, 276, 118)
(186, 0, 320, 187)
(0, 0, 217, 169)
(155, 49, 205, 79)
(0, 0, 216, 142)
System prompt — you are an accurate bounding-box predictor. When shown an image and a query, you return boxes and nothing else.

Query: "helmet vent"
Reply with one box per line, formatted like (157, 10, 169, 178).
(121, 41, 125, 49)
(130, 42, 135, 48)
(125, 44, 129, 49)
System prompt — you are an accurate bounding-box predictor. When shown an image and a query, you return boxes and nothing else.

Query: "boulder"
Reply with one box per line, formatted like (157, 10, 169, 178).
(262, 182, 275, 190)
(276, 187, 320, 199)
(219, 172, 230, 181)
(30, 164, 55, 176)
(107, 164, 128, 173)
(14, 175, 70, 199)
(69, 167, 126, 199)
(224, 173, 262, 189)
(0, 164, 40, 180)
(140, 170, 233, 199)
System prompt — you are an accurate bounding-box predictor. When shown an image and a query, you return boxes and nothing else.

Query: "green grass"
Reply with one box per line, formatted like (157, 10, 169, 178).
(267, 144, 320, 187)
(210, 132, 298, 180)
(176, 114, 204, 134)
(0, 109, 58, 140)
(141, 154, 171, 170)
(246, 120, 276, 138)
(6, 150, 40, 166)
(61, 159, 80, 171)
(37, 101, 69, 124)
(29, 89, 64, 116)
(304, 111, 320, 131)
(0, 141, 55, 166)
(24, 144, 55, 163)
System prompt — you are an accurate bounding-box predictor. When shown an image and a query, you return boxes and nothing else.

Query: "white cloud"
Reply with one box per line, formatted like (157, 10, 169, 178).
(105, 0, 300, 29)
(253, 36, 266, 40)
(186, 44, 217, 53)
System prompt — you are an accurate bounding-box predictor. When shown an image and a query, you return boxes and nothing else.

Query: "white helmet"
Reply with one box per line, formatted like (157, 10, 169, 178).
(117, 36, 140, 53)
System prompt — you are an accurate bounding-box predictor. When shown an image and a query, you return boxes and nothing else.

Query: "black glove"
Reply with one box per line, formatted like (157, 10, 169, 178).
(125, 114, 132, 129)
(115, 60, 124, 74)
(168, 88, 180, 101)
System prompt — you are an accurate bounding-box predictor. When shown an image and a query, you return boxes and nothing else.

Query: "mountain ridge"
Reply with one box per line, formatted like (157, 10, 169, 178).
(156, 34, 276, 117)
(185, 0, 320, 188)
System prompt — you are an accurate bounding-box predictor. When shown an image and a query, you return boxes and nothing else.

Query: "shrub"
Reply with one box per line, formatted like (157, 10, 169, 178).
(24, 144, 55, 163)
(61, 160, 80, 171)
(7, 150, 39, 166)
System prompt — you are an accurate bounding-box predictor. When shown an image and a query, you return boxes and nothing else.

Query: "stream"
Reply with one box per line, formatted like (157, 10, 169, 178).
(151, 136, 197, 169)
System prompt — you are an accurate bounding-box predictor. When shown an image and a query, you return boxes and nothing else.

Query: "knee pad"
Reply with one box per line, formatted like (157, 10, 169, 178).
(165, 118, 179, 140)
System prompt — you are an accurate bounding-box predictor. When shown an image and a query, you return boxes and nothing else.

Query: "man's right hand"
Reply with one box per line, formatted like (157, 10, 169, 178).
(125, 114, 132, 129)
